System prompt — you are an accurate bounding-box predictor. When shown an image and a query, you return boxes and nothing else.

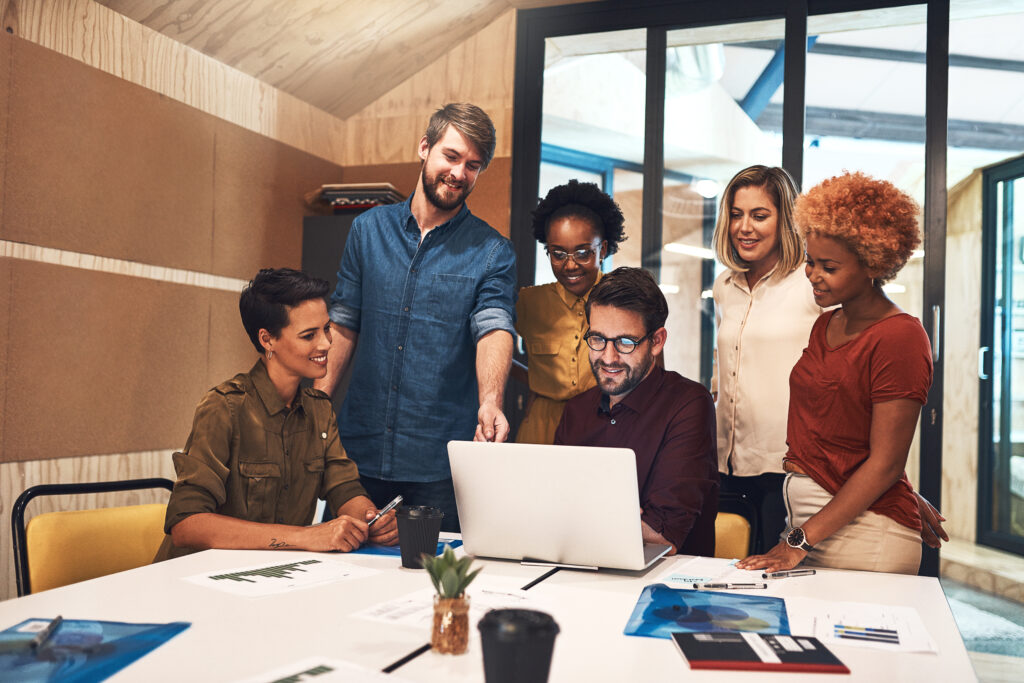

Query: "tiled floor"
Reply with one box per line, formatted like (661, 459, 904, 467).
(942, 578, 1024, 682)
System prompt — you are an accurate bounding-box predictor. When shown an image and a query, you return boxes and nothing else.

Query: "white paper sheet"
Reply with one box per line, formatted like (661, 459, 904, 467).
(235, 656, 412, 683)
(184, 557, 378, 598)
(812, 600, 937, 653)
(656, 556, 765, 587)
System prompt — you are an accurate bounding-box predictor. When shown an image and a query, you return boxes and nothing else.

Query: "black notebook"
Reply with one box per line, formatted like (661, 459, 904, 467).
(672, 632, 850, 674)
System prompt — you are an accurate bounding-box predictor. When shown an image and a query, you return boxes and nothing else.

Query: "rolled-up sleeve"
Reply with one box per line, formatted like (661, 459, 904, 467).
(164, 393, 234, 532)
(642, 391, 718, 551)
(470, 238, 517, 341)
(329, 219, 365, 332)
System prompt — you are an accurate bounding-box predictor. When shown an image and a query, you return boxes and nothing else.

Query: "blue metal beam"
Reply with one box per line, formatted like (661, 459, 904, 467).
(740, 36, 817, 121)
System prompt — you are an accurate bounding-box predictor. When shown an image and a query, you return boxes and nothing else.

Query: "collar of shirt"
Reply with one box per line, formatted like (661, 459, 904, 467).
(401, 192, 471, 238)
(248, 360, 305, 417)
(597, 363, 667, 417)
(724, 264, 782, 294)
(554, 270, 602, 310)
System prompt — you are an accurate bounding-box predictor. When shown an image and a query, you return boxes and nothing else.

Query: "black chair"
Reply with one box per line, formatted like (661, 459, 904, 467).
(12, 478, 174, 596)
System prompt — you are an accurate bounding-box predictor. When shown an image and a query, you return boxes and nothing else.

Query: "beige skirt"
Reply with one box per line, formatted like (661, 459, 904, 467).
(784, 472, 921, 575)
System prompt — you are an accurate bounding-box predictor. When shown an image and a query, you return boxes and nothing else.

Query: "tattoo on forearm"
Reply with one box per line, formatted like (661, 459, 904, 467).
(268, 538, 293, 549)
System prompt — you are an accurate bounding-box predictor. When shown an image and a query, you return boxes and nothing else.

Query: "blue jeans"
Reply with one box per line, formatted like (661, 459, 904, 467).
(324, 477, 460, 533)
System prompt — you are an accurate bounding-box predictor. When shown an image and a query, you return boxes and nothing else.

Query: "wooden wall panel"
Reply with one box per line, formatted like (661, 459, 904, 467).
(2, 36, 217, 271)
(0, 259, 10, 459)
(3, 261, 208, 462)
(207, 290, 262, 391)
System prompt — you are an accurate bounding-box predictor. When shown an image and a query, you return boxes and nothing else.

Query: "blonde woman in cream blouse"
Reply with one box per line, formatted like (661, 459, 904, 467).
(513, 180, 627, 444)
(713, 165, 818, 553)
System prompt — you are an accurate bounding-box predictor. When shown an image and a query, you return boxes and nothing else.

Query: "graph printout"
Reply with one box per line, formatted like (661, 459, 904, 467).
(185, 557, 378, 597)
(813, 601, 936, 653)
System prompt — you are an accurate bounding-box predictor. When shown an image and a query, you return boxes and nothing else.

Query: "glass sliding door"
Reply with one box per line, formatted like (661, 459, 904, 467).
(980, 155, 1024, 556)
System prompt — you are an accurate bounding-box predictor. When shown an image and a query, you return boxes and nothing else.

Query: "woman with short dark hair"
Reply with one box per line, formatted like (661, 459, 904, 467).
(155, 268, 396, 561)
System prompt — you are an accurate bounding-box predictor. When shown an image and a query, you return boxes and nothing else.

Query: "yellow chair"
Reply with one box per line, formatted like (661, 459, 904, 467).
(714, 512, 752, 559)
(12, 478, 173, 596)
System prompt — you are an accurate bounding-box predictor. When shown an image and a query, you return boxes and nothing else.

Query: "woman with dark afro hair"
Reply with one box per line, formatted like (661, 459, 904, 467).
(513, 179, 627, 444)
(738, 172, 936, 575)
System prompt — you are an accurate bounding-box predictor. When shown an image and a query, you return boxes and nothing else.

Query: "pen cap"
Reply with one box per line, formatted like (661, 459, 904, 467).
(395, 506, 443, 569)
(478, 609, 559, 683)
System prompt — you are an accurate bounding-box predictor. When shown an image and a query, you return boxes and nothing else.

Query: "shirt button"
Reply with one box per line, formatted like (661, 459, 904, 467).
(574, 335, 579, 339)
(398, 345, 403, 351)
(387, 427, 393, 433)
(404, 306, 410, 312)
(283, 484, 289, 490)
(321, 432, 328, 439)
(392, 385, 398, 391)
(610, 419, 617, 425)
(571, 358, 575, 362)
(572, 380, 577, 385)
(578, 312, 583, 316)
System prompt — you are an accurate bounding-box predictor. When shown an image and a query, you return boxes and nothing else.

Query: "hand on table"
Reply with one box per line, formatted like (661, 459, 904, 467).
(474, 401, 510, 442)
(735, 541, 807, 573)
(304, 515, 368, 552)
(915, 491, 949, 548)
(365, 508, 399, 546)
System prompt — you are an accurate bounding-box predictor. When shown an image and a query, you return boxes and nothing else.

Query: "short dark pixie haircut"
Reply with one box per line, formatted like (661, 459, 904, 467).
(424, 102, 496, 169)
(585, 267, 668, 334)
(239, 268, 330, 354)
(531, 180, 627, 255)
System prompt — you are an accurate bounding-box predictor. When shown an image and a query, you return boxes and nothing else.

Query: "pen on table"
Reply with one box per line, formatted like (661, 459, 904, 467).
(762, 569, 817, 579)
(367, 495, 403, 527)
(692, 582, 767, 590)
(30, 615, 62, 650)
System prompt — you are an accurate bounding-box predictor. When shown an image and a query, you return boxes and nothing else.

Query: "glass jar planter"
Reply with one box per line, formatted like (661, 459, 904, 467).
(431, 594, 470, 654)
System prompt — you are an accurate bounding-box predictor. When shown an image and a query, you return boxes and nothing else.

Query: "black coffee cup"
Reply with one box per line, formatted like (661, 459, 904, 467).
(478, 609, 560, 683)
(395, 506, 444, 569)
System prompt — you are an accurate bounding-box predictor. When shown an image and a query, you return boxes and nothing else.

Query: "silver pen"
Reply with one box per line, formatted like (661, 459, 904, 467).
(692, 582, 767, 590)
(367, 495, 403, 527)
(763, 569, 816, 579)
(31, 615, 62, 650)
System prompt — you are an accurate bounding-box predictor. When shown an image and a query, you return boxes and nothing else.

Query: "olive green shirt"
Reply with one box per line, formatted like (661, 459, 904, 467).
(156, 361, 367, 560)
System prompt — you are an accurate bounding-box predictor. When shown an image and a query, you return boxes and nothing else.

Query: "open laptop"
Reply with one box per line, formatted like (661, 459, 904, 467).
(447, 441, 671, 571)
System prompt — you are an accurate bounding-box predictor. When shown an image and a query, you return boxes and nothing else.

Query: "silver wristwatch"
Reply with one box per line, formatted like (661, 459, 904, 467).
(786, 527, 814, 552)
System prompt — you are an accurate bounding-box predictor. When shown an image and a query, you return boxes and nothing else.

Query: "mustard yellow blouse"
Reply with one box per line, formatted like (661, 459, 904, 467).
(514, 276, 600, 444)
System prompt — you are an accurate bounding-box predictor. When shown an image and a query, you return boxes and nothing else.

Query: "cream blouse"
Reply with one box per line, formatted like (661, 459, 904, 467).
(713, 266, 822, 477)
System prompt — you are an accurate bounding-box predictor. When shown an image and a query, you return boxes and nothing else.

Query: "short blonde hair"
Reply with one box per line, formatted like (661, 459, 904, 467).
(712, 165, 803, 278)
(794, 171, 920, 283)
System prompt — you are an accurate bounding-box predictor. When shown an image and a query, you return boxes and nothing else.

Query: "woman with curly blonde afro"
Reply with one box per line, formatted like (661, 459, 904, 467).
(738, 171, 937, 575)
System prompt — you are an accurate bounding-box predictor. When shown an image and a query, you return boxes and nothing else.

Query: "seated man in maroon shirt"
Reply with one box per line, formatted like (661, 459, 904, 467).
(554, 267, 718, 556)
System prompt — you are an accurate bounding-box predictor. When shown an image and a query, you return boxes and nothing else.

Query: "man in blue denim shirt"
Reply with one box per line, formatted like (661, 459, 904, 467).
(315, 103, 517, 531)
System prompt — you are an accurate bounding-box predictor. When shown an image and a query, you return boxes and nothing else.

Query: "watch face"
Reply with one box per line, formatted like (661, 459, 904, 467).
(787, 528, 805, 547)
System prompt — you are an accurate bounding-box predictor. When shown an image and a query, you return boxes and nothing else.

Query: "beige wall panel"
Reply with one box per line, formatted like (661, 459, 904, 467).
(3, 36, 217, 271)
(0, 449, 175, 601)
(0, 27, 9, 225)
(3, 261, 208, 462)
(212, 120, 343, 280)
(207, 289, 261, 392)
(943, 170, 983, 542)
(4, 0, 349, 167)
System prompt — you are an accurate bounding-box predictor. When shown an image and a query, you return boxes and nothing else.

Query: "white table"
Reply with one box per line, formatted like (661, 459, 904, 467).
(0, 549, 977, 682)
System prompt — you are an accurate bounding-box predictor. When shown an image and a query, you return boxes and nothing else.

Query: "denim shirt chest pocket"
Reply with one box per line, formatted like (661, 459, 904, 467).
(419, 272, 476, 325)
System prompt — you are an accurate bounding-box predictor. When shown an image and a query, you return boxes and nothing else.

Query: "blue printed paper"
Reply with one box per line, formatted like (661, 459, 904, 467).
(351, 539, 462, 557)
(623, 583, 789, 640)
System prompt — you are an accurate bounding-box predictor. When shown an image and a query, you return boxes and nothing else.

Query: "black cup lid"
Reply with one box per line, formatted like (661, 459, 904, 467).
(478, 609, 560, 640)
(396, 505, 444, 519)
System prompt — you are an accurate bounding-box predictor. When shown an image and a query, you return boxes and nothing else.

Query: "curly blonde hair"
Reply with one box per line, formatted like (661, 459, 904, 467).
(794, 171, 921, 283)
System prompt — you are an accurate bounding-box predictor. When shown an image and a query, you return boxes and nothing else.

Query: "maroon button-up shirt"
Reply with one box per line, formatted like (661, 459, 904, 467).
(554, 365, 718, 555)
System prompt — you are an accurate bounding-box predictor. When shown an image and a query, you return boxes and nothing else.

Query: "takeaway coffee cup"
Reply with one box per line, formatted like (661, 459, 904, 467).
(395, 506, 444, 569)
(478, 609, 560, 683)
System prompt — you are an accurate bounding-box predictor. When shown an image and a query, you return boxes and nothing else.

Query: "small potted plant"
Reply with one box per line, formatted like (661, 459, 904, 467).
(422, 545, 481, 655)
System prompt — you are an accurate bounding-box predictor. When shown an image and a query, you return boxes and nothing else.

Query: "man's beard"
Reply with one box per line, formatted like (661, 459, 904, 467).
(421, 165, 470, 211)
(590, 350, 654, 398)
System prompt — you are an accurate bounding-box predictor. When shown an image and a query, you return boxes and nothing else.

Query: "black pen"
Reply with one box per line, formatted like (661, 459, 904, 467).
(763, 569, 816, 579)
(692, 582, 767, 590)
(30, 615, 62, 650)
(368, 495, 403, 527)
